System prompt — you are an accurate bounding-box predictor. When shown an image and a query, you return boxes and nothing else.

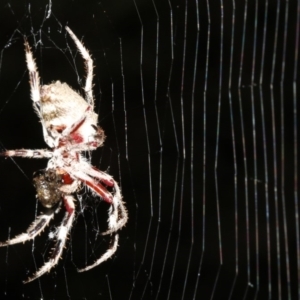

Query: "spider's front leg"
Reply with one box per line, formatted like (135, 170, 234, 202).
(65, 26, 94, 107)
(24, 40, 41, 108)
(24, 195, 75, 283)
(0, 149, 53, 159)
(24, 40, 54, 147)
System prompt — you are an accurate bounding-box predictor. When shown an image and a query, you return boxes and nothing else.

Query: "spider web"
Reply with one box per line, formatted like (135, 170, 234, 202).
(0, 0, 299, 299)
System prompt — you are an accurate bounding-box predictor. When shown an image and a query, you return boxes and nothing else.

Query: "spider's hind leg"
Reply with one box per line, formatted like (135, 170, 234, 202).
(24, 195, 75, 283)
(77, 178, 127, 273)
(0, 205, 60, 247)
(77, 234, 119, 273)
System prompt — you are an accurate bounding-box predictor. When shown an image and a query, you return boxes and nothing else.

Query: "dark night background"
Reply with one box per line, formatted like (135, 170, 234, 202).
(0, 0, 299, 299)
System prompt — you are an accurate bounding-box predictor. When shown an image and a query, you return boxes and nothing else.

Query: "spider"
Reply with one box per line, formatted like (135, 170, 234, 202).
(0, 26, 128, 283)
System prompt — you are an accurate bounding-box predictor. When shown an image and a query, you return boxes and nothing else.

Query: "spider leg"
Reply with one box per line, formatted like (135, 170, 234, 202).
(76, 182, 127, 272)
(65, 26, 94, 107)
(24, 195, 75, 284)
(77, 234, 119, 273)
(67, 164, 128, 233)
(79, 162, 115, 187)
(101, 179, 128, 235)
(0, 205, 60, 247)
(61, 106, 91, 138)
(0, 149, 53, 159)
(24, 40, 54, 148)
(75, 171, 127, 273)
(65, 169, 114, 203)
(24, 40, 41, 108)
(57, 107, 104, 150)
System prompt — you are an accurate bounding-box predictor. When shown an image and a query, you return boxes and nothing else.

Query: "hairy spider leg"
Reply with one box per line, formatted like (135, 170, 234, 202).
(101, 181, 128, 235)
(62, 161, 128, 232)
(24, 40, 54, 148)
(24, 40, 41, 106)
(66, 162, 128, 233)
(58, 106, 102, 149)
(65, 26, 94, 108)
(0, 149, 53, 159)
(81, 163, 115, 187)
(76, 180, 127, 272)
(60, 106, 91, 138)
(61, 163, 128, 234)
(77, 234, 119, 273)
(65, 168, 114, 203)
(24, 195, 75, 283)
(0, 205, 61, 246)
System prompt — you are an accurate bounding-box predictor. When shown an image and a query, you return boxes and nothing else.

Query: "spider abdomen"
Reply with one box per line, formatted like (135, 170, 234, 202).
(40, 81, 91, 123)
(40, 81, 104, 149)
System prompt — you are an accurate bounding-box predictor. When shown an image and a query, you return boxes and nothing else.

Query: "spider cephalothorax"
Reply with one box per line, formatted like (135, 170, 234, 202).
(0, 27, 127, 283)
